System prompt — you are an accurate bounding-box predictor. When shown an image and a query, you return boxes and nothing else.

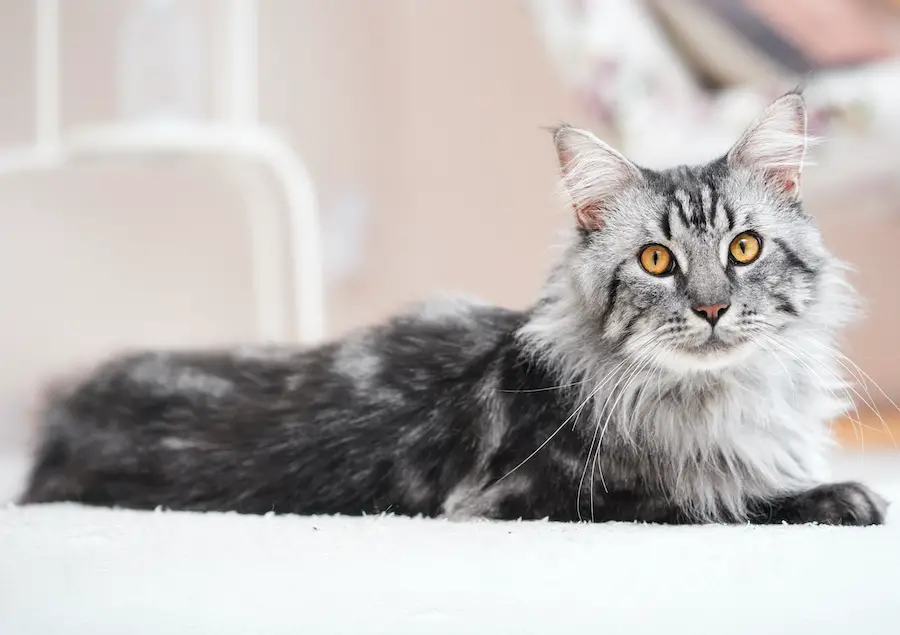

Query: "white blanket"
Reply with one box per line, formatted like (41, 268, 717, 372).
(1, 453, 899, 635)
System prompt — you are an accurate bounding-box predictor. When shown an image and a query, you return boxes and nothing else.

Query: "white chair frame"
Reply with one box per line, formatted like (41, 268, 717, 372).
(0, 0, 326, 344)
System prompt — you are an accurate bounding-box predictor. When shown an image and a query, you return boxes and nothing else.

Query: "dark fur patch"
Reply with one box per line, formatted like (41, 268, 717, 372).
(19, 109, 880, 526)
(774, 238, 814, 276)
(598, 262, 625, 332)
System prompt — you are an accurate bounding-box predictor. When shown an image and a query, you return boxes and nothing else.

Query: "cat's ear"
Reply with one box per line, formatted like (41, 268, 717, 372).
(727, 93, 809, 200)
(553, 125, 642, 231)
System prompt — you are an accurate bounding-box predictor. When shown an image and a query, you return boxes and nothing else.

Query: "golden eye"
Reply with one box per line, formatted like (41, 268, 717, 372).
(639, 244, 674, 276)
(729, 232, 762, 265)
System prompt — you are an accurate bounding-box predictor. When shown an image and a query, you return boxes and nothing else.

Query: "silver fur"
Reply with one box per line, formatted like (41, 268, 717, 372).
(21, 94, 887, 526)
(522, 94, 861, 521)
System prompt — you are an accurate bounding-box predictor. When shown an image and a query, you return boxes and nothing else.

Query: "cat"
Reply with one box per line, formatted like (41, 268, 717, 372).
(21, 93, 887, 525)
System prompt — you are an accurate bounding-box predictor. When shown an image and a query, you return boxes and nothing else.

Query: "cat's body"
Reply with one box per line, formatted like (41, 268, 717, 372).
(21, 94, 888, 524)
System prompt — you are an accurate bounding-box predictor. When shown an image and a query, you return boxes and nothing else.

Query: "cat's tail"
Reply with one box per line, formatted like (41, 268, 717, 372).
(20, 379, 94, 505)
(19, 358, 170, 509)
(19, 372, 120, 504)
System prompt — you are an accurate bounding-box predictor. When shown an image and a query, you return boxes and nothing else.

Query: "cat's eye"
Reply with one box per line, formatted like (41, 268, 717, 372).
(729, 232, 762, 265)
(639, 244, 674, 276)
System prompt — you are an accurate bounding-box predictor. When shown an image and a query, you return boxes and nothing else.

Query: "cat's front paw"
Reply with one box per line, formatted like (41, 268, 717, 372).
(778, 482, 888, 526)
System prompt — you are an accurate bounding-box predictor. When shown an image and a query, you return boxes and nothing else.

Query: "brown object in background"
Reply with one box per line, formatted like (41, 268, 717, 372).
(648, 0, 900, 87)
(748, 0, 899, 67)
(834, 412, 900, 450)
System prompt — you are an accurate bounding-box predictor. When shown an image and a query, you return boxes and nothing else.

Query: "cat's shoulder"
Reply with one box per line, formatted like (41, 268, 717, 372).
(398, 294, 522, 329)
(361, 294, 525, 361)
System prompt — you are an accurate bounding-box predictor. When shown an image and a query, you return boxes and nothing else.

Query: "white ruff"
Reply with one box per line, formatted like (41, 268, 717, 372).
(518, 262, 855, 522)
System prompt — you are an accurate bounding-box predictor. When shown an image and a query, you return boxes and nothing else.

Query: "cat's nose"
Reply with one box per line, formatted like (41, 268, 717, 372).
(693, 303, 729, 327)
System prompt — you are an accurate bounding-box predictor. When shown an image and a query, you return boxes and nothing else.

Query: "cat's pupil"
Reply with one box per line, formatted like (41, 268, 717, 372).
(653, 251, 659, 265)
(739, 240, 747, 253)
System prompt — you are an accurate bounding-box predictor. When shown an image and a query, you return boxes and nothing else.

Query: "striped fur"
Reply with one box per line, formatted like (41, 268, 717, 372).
(21, 94, 886, 525)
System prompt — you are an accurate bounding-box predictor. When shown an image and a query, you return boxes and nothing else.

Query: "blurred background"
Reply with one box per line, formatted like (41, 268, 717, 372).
(0, 0, 898, 455)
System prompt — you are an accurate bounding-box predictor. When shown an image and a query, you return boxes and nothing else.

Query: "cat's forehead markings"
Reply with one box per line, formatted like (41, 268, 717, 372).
(700, 185, 712, 218)
(658, 173, 732, 239)
(664, 188, 700, 238)
(715, 189, 735, 231)
(674, 189, 693, 223)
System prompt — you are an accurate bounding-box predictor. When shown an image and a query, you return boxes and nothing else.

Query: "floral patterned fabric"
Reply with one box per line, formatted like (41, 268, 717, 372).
(529, 0, 900, 180)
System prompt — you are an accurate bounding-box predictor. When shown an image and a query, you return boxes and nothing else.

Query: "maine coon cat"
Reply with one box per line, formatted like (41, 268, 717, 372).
(21, 93, 887, 525)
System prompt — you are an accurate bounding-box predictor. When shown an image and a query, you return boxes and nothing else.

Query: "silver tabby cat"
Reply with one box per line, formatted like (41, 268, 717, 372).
(22, 93, 887, 525)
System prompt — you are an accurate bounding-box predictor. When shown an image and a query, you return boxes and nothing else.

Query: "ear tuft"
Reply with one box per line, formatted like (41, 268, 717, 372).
(727, 93, 811, 199)
(553, 125, 641, 231)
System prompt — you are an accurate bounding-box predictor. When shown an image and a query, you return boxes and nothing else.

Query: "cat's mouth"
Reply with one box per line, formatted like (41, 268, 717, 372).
(663, 333, 755, 372)
(695, 334, 733, 353)
(662, 332, 750, 372)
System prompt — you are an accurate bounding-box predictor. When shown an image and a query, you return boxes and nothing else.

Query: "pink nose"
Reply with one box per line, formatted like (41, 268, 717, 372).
(693, 303, 729, 327)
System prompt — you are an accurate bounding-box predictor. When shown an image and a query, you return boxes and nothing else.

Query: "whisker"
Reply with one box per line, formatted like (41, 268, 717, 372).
(771, 334, 883, 436)
(593, 347, 667, 501)
(569, 328, 673, 430)
(499, 378, 597, 394)
(811, 342, 898, 448)
(576, 350, 652, 520)
(754, 335, 796, 396)
(811, 353, 886, 444)
(495, 376, 607, 483)
(784, 339, 883, 415)
(495, 330, 664, 483)
(580, 345, 664, 521)
(765, 334, 868, 450)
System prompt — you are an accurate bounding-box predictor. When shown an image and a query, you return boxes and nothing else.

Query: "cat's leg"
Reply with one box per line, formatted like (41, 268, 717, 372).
(751, 482, 888, 526)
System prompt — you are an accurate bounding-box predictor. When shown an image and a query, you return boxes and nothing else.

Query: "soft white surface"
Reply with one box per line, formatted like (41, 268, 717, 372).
(1, 453, 900, 635)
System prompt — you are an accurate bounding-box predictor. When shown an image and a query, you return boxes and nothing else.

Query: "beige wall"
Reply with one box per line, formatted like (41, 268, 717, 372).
(0, 1, 896, 446)
(0, 0, 580, 444)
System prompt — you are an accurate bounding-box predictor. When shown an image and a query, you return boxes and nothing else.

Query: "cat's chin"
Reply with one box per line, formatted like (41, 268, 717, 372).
(656, 339, 755, 373)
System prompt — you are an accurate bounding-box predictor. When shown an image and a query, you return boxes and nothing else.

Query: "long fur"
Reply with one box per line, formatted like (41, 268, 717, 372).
(20, 95, 887, 525)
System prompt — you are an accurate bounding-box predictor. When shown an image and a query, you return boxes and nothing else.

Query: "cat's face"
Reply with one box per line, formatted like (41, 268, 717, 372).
(556, 94, 836, 372)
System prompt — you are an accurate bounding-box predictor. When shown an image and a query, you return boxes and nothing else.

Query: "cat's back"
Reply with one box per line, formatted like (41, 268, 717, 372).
(64, 295, 521, 412)
(22, 296, 524, 511)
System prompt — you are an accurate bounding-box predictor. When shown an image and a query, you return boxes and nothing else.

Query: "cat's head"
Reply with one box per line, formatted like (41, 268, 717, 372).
(550, 93, 852, 373)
